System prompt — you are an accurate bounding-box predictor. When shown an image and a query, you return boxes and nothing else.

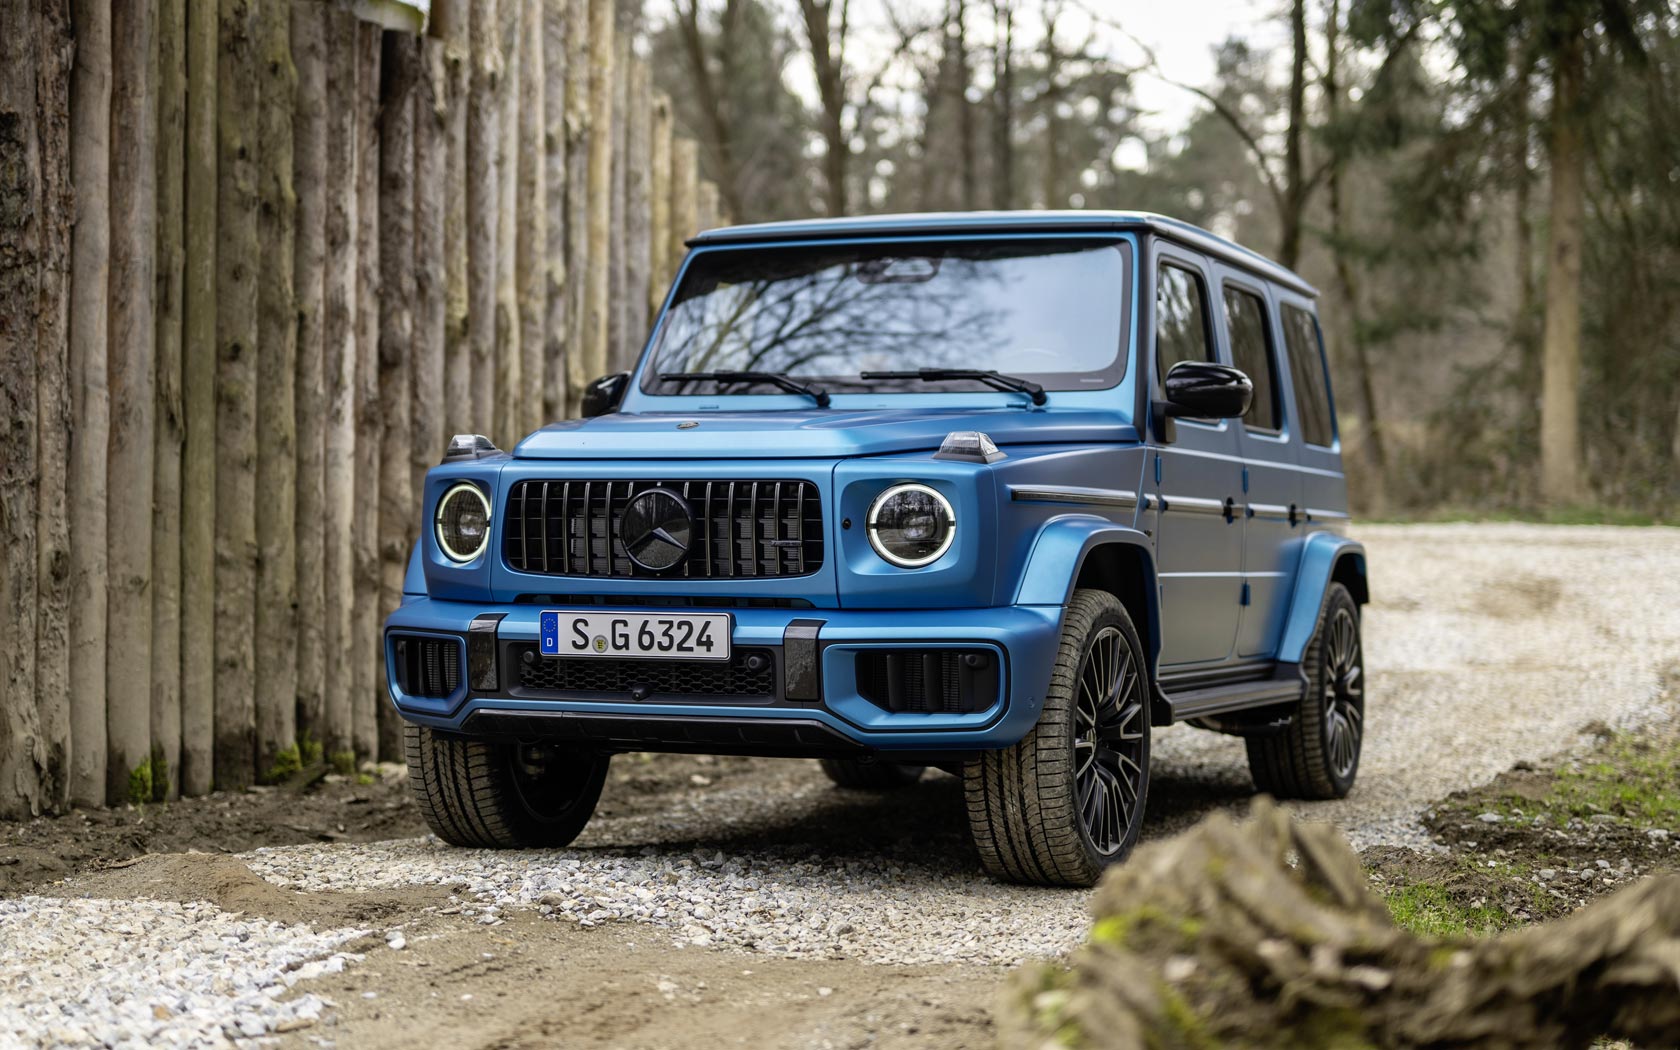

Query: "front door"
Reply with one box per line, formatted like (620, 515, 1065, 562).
(1148, 248, 1243, 667)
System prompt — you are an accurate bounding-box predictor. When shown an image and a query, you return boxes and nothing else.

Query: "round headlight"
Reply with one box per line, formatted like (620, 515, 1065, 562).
(867, 483, 956, 568)
(435, 483, 492, 562)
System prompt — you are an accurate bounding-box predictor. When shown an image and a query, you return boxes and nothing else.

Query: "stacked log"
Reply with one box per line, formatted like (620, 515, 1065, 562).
(0, 0, 714, 812)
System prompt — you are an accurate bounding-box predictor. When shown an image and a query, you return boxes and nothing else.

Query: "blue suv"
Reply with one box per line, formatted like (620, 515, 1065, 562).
(387, 212, 1369, 886)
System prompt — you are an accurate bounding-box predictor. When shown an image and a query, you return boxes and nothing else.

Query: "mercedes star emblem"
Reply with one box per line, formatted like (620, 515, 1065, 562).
(619, 488, 693, 572)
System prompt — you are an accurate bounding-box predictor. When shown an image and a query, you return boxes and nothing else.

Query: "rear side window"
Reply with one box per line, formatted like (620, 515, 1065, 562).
(1155, 264, 1213, 384)
(1222, 286, 1280, 431)
(1281, 305, 1334, 447)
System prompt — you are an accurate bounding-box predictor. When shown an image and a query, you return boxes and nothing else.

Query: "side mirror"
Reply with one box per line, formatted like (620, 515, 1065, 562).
(1151, 361, 1252, 442)
(580, 372, 630, 418)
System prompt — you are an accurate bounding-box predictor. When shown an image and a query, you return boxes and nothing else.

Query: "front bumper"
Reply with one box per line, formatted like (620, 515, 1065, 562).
(383, 598, 1063, 754)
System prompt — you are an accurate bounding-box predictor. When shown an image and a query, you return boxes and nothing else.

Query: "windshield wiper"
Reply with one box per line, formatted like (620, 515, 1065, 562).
(859, 368, 1047, 406)
(659, 370, 831, 408)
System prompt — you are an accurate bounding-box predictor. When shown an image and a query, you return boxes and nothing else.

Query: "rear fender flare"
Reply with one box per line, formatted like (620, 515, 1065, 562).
(1276, 532, 1368, 664)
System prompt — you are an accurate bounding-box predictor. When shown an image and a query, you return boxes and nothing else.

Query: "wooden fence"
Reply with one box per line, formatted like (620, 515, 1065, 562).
(0, 0, 722, 816)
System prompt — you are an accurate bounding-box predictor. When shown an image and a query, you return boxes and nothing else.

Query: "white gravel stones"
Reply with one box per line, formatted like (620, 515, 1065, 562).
(0, 896, 365, 1049)
(243, 840, 1092, 966)
(5, 524, 1679, 1043)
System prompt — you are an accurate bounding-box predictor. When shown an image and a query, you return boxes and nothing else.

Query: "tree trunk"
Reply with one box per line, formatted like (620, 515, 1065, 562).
(1511, 43, 1537, 397)
(179, 0, 218, 796)
(798, 0, 849, 216)
(253, 0, 297, 777)
(214, 0, 261, 792)
(68, 0, 112, 806)
(34, 0, 75, 813)
(989, 0, 1014, 209)
(467, 0, 501, 433)
(0, 0, 44, 818)
(439, 1, 470, 437)
(541, 0, 568, 421)
(320, 9, 358, 759)
(648, 91, 672, 313)
(607, 34, 629, 371)
(378, 30, 418, 765)
(436, 0, 470, 436)
(152, 0, 186, 800)
(954, 1, 975, 210)
(670, 137, 699, 274)
(1040, 16, 1060, 208)
(1539, 22, 1585, 506)
(563, 0, 590, 404)
(351, 20, 381, 762)
(1322, 0, 1385, 494)
(493, 0, 522, 447)
(516, 0, 547, 434)
(291, 0, 327, 749)
(107, 0, 158, 803)
(697, 180, 719, 234)
(583, 0, 615, 383)
(414, 33, 449, 492)
(1279, 0, 1307, 270)
(625, 61, 652, 347)
(674, 0, 743, 222)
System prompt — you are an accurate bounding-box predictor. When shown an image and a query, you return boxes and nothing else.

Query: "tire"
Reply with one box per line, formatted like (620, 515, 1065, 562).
(1246, 582, 1365, 800)
(405, 722, 610, 848)
(818, 758, 926, 790)
(963, 589, 1152, 887)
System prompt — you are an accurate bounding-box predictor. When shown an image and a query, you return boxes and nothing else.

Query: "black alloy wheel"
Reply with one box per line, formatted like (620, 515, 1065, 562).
(964, 589, 1153, 886)
(1246, 582, 1365, 800)
(1321, 604, 1364, 782)
(1073, 625, 1149, 856)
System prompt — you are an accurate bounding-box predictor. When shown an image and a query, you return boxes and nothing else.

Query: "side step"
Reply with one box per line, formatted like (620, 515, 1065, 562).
(1162, 665, 1304, 722)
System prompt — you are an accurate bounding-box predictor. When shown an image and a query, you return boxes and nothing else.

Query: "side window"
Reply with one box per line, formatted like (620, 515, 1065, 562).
(1154, 263, 1213, 385)
(1222, 285, 1280, 432)
(1281, 304, 1334, 447)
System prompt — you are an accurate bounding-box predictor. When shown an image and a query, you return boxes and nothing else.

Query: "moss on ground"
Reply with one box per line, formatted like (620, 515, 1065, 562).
(1371, 724, 1680, 939)
(126, 759, 154, 807)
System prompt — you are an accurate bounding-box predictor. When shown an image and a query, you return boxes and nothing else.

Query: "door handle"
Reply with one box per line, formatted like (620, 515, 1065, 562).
(1223, 496, 1237, 524)
(1288, 502, 1300, 527)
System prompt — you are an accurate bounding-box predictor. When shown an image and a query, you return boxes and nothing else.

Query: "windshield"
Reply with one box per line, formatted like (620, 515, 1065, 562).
(641, 239, 1130, 397)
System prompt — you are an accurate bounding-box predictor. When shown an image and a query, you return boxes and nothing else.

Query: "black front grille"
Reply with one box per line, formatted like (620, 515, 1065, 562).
(855, 649, 1000, 714)
(392, 635, 463, 699)
(510, 642, 777, 700)
(504, 479, 823, 579)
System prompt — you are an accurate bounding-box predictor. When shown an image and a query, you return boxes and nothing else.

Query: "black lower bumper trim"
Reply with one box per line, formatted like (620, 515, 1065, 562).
(459, 710, 868, 758)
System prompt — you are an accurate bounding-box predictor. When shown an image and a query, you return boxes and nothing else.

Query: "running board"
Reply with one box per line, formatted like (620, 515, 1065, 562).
(1162, 666, 1304, 722)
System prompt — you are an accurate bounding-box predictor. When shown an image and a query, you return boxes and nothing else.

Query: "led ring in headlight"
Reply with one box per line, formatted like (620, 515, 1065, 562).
(867, 483, 956, 568)
(435, 482, 492, 563)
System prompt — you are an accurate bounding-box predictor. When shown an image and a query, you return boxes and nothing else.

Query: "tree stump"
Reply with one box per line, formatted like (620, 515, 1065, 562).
(1004, 798, 1680, 1050)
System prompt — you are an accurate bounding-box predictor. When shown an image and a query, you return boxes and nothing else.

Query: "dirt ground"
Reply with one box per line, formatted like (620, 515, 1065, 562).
(7, 523, 1680, 1048)
(6, 757, 1004, 1049)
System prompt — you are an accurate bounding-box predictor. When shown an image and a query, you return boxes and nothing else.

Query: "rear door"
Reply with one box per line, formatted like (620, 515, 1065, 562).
(1215, 270, 1301, 659)
(1276, 295, 1351, 535)
(1148, 244, 1242, 667)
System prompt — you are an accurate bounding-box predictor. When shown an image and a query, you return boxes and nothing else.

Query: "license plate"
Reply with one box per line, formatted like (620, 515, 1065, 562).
(538, 610, 732, 661)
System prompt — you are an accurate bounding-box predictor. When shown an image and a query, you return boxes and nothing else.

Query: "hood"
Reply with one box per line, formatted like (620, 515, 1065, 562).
(512, 408, 1138, 460)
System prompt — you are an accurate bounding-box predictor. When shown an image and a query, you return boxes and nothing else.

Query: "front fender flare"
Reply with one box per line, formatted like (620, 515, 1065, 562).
(1011, 514, 1160, 659)
(1276, 532, 1367, 664)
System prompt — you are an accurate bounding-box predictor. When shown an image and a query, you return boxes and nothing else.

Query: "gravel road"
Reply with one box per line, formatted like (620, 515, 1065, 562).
(4, 523, 1679, 1049)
